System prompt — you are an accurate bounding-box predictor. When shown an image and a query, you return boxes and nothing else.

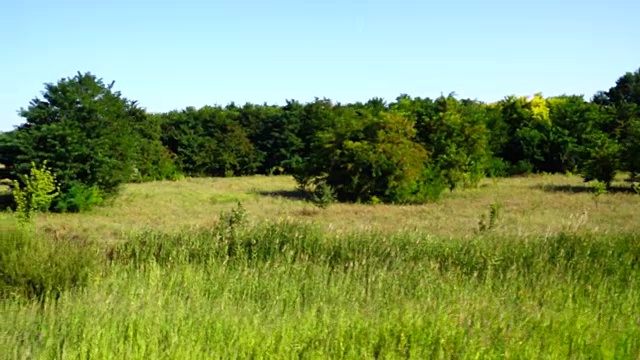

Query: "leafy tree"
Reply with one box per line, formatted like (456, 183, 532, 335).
(294, 107, 438, 204)
(160, 106, 259, 177)
(393, 95, 491, 190)
(0, 131, 17, 178)
(578, 131, 620, 187)
(3, 72, 150, 210)
(129, 112, 182, 182)
(604, 68, 640, 106)
(595, 68, 640, 178)
(545, 95, 616, 174)
(493, 93, 588, 174)
(231, 102, 303, 174)
(622, 117, 640, 178)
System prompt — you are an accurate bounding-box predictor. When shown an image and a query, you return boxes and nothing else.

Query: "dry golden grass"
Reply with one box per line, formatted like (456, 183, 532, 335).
(20, 173, 640, 242)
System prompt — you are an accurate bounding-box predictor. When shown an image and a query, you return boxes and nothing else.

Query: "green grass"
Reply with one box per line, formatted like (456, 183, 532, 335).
(3, 174, 640, 358)
(33, 174, 640, 242)
(208, 192, 258, 204)
(2, 215, 640, 359)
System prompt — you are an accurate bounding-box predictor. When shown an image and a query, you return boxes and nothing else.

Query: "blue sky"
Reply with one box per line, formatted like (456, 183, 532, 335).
(1, 0, 639, 131)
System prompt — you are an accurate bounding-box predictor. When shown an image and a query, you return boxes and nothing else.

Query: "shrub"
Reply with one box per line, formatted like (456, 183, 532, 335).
(159, 106, 260, 177)
(509, 160, 535, 176)
(579, 132, 620, 187)
(485, 157, 510, 178)
(54, 183, 104, 213)
(477, 202, 502, 233)
(11, 161, 59, 224)
(293, 109, 441, 204)
(309, 182, 336, 208)
(411, 95, 492, 190)
(590, 180, 608, 207)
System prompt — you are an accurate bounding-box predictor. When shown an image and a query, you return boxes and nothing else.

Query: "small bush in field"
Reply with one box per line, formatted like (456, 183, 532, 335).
(579, 132, 620, 187)
(477, 201, 502, 233)
(12, 161, 59, 224)
(309, 182, 336, 208)
(509, 160, 535, 176)
(218, 202, 248, 232)
(54, 183, 104, 213)
(591, 180, 608, 207)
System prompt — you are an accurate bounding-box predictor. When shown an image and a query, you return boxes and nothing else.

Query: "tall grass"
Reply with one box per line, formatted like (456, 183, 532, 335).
(2, 219, 640, 358)
(0, 221, 99, 304)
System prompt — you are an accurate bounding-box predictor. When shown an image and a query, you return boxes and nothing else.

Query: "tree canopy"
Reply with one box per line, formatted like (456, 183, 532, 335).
(1, 67, 638, 210)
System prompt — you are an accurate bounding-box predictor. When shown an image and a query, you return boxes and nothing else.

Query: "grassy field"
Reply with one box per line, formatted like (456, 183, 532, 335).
(2, 174, 640, 358)
(20, 173, 640, 242)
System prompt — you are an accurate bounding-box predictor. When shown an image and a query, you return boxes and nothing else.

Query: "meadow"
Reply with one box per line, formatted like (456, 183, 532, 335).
(2, 174, 640, 359)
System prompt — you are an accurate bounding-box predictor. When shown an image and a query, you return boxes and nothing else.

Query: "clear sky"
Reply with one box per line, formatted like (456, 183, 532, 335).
(1, 0, 639, 132)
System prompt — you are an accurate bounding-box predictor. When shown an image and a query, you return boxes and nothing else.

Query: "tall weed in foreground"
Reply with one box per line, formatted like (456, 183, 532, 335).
(590, 180, 608, 208)
(0, 221, 99, 305)
(477, 201, 502, 233)
(3, 220, 640, 358)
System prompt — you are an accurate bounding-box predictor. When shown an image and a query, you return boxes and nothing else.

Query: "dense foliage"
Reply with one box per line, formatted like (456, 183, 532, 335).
(0, 73, 179, 211)
(1, 68, 639, 209)
(292, 105, 435, 203)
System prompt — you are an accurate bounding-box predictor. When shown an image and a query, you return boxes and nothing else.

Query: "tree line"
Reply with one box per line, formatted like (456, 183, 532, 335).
(1, 68, 639, 210)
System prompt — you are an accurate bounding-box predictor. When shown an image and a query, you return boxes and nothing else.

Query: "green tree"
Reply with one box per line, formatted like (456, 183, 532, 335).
(160, 106, 259, 177)
(129, 112, 182, 182)
(578, 131, 621, 187)
(596, 68, 640, 178)
(3, 72, 149, 210)
(295, 107, 438, 204)
(232, 102, 303, 174)
(394, 95, 491, 190)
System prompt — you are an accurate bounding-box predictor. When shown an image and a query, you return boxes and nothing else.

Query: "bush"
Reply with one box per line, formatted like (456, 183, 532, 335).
(485, 157, 510, 178)
(412, 164, 448, 203)
(509, 160, 535, 176)
(54, 183, 104, 213)
(160, 106, 260, 177)
(11, 161, 59, 223)
(579, 132, 621, 187)
(309, 182, 336, 208)
(410, 95, 492, 190)
(293, 109, 441, 204)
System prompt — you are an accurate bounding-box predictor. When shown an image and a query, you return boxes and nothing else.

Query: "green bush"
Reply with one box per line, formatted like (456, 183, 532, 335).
(404, 95, 492, 190)
(11, 161, 59, 223)
(159, 106, 260, 177)
(54, 183, 104, 213)
(579, 132, 621, 187)
(485, 157, 510, 178)
(309, 182, 336, 208)
(508, 160, 535, 176)
(293, 109, 441, 204)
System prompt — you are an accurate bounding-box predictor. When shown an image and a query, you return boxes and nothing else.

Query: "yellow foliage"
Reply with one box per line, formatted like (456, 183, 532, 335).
(529, 93, 551, 126)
